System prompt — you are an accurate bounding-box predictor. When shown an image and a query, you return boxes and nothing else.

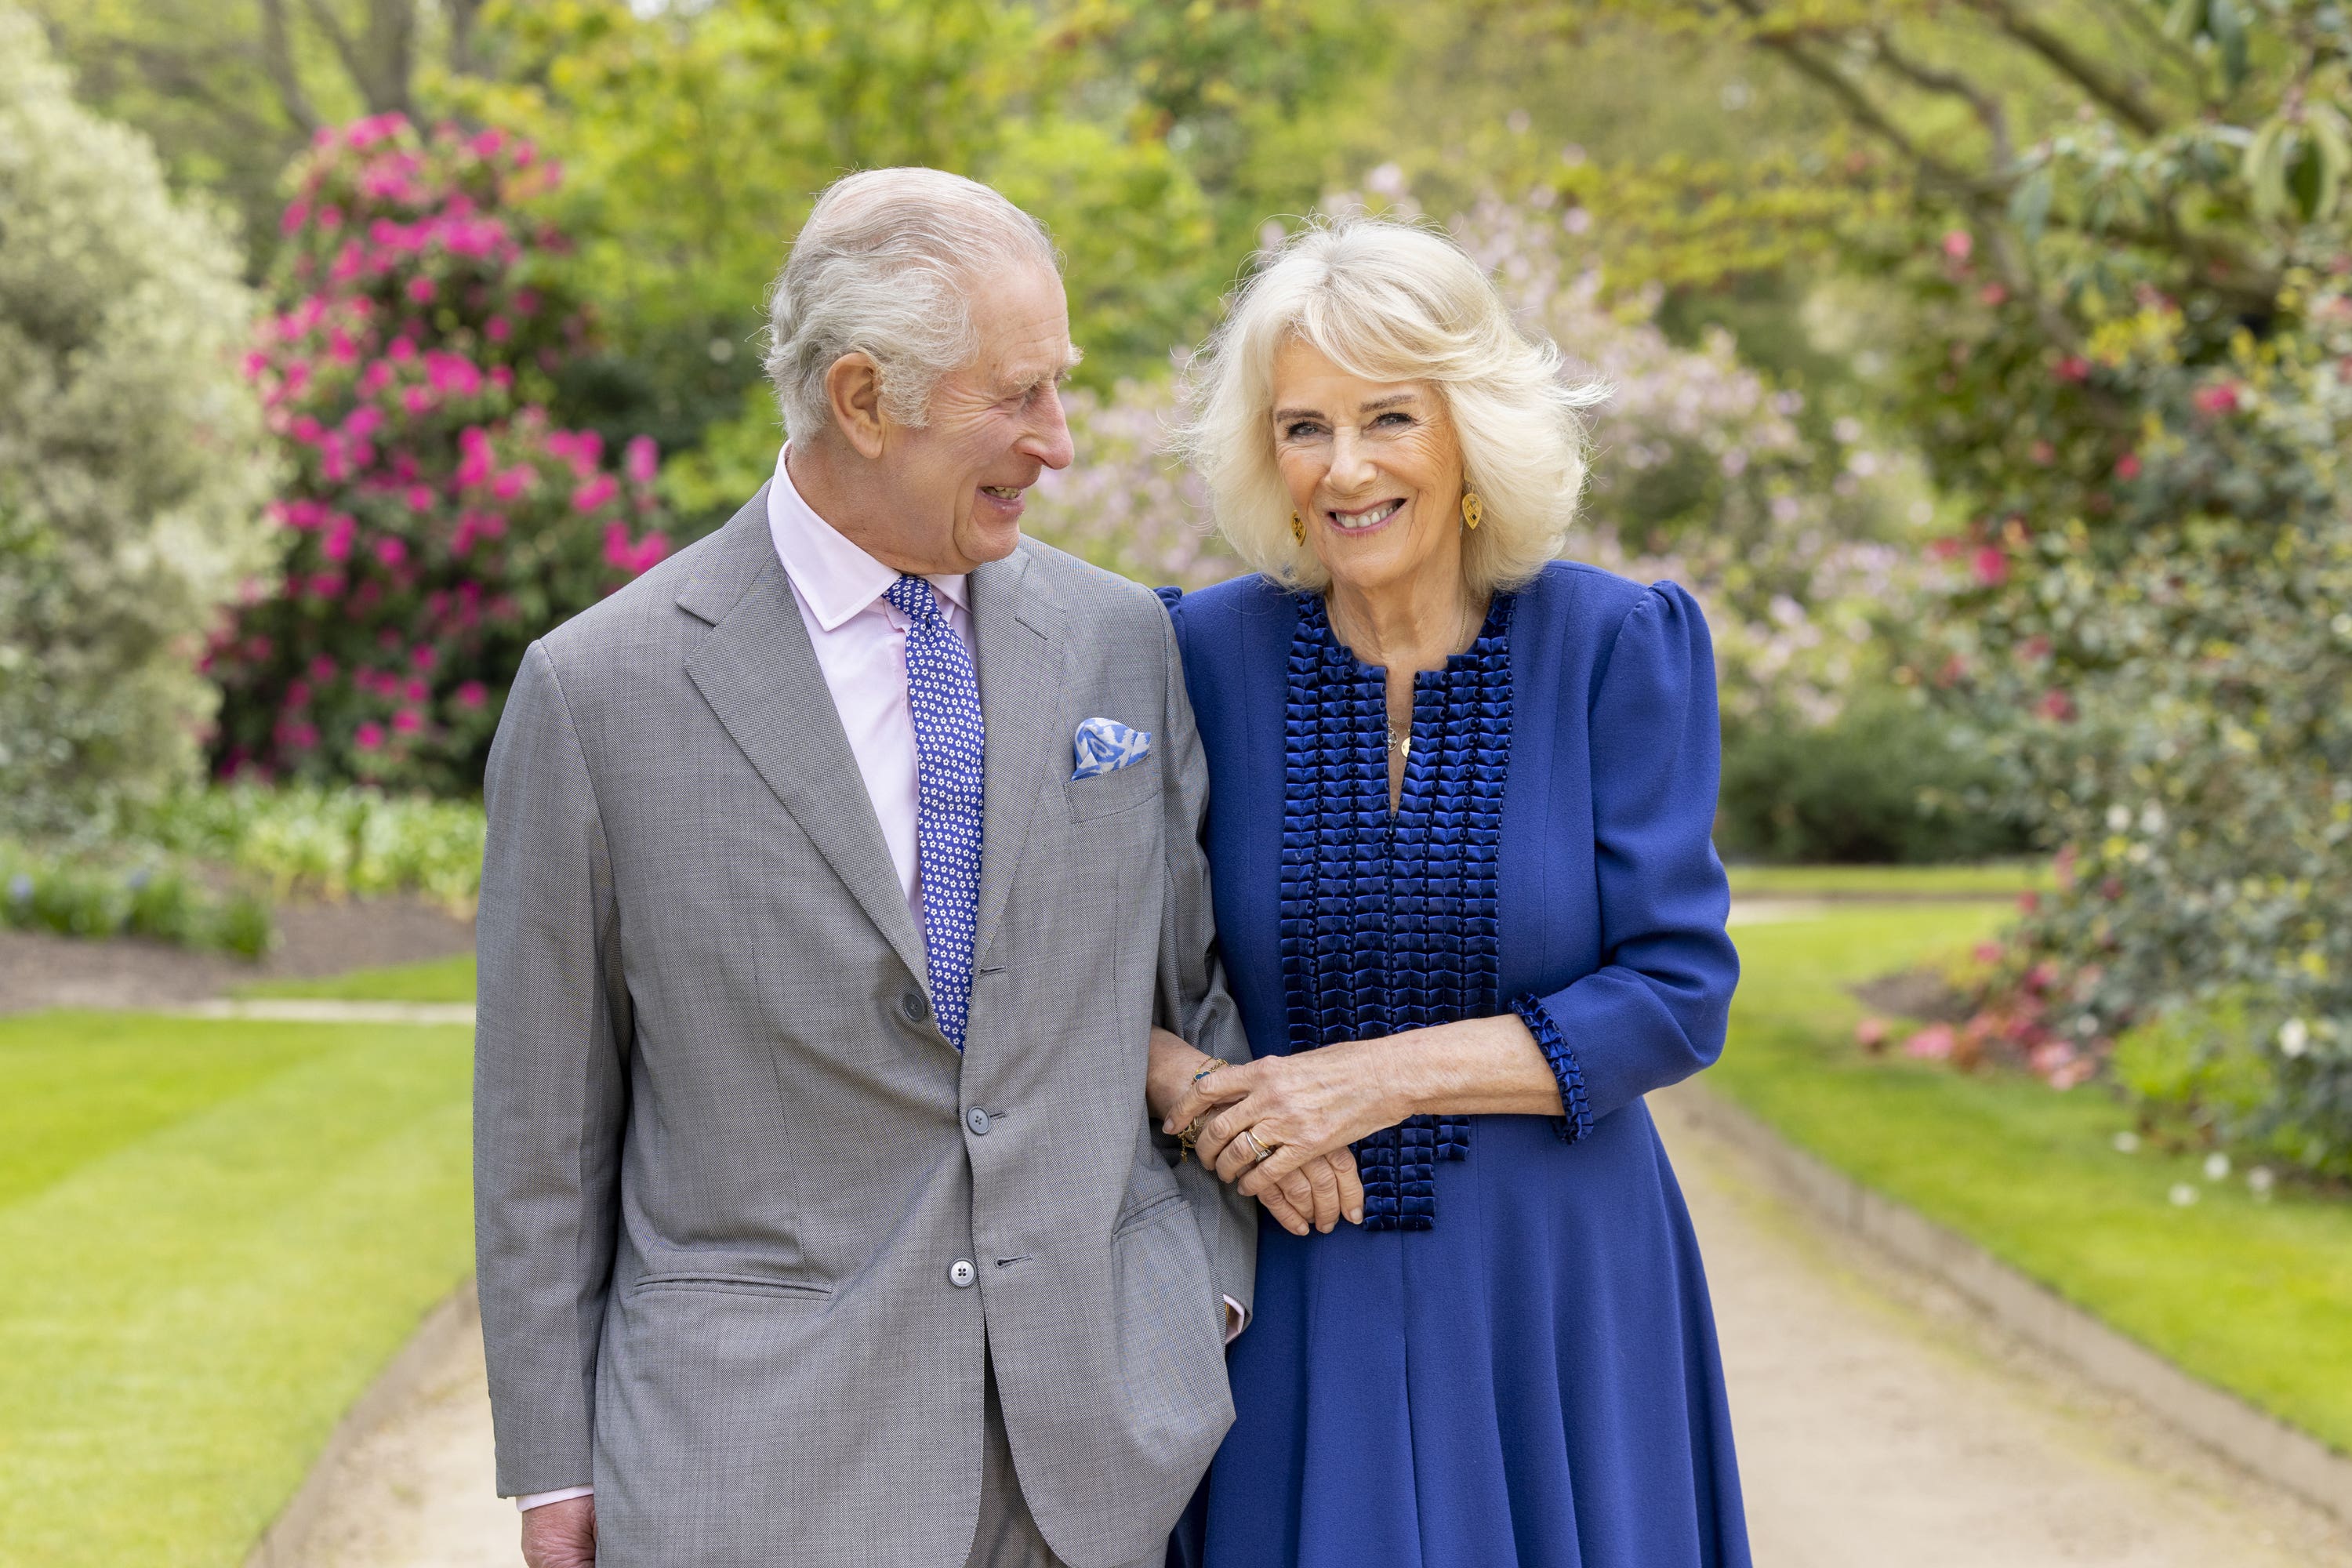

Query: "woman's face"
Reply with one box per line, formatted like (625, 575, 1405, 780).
(1269, 337, 1467, 604)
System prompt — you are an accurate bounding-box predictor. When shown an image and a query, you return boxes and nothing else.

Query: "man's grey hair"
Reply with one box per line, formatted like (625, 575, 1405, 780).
(764, 168, 1062, 442)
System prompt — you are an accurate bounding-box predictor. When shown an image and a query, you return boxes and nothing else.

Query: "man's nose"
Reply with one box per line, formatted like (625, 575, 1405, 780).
(1020, 386, 1075, 471)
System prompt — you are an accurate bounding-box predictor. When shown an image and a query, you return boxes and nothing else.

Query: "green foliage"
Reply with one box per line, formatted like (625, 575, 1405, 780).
(135, 785, 486, 909)
(459, 0, 1385, 523)
(0, 1011, 475, 1567)
(0, 10, 279, 839)
(29, 0, 507, 267)
(0, 844, 272, 957)
(1614, 0, 2352, 1175)
(1718, 690, 2034, 865)
(1722, 861, 2045, 898)
(2111, 990, 2278, 1141)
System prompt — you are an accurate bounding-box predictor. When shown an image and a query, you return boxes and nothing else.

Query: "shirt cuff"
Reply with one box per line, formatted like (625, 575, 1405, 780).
(1223, 1294, 1248, 1344)
(517, 1486, 593, 1512)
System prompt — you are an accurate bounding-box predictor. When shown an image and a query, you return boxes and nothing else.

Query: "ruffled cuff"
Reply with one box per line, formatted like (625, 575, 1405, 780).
(1511, 993, 1593, 1145)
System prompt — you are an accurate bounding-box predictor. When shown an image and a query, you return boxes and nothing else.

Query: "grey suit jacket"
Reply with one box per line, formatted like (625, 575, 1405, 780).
(474, 489, 1255, 1567)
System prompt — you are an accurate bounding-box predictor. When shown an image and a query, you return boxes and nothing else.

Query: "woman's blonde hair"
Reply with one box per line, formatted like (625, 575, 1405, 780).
(1176, 215, 1606, 596)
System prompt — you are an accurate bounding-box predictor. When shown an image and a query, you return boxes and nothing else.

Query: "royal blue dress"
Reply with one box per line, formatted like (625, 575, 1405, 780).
(1163, 562, 1750, 1568)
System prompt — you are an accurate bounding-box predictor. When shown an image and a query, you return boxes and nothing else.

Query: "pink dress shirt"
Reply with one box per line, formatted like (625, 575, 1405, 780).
(515, 448, 1234, 1513)
(764, 445, 975, 927)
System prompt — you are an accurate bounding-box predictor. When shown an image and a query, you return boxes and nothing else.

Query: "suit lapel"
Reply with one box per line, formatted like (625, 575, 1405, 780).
(971, 546, 1065, 969)
(681, 493, 929, 987)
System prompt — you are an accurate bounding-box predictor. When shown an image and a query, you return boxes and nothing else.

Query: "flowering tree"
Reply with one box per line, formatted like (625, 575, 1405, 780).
(0, 11, 278, 838)
(210, 114, 670, 793)
(1026, 180, 1932, 734)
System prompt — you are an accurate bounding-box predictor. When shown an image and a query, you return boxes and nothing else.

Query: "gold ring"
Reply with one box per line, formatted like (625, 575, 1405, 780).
(1242, 1127, 1278, 1163)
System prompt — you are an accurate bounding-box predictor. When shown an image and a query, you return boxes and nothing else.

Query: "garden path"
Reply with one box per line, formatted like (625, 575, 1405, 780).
(281, 1065, 2352, 1568)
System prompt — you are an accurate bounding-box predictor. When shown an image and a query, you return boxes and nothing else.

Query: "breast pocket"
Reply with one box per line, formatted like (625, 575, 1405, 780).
(1063, 750, 1161, 823)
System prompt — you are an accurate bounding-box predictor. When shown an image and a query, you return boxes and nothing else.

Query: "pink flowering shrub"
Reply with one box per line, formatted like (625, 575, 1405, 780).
(209, 115, 670, 793)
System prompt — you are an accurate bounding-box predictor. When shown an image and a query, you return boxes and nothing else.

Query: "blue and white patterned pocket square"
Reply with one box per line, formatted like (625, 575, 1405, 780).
(1072, 717, 1152, 780)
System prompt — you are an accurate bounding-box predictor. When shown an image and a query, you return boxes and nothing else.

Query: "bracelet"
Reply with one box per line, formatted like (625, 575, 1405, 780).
(1177, 1058, 1225, 1152)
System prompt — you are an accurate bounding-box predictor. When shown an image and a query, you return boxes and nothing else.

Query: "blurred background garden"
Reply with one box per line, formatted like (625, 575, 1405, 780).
(1, 0, 2348, 1563)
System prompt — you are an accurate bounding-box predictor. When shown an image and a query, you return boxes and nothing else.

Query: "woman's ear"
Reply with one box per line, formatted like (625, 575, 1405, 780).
(823, 352, 888, 459)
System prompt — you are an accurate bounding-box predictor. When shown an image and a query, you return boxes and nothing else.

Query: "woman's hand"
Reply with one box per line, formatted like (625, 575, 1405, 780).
(1149, 1029, 1365, 1233)
(1162, 1043, 1403, 1209)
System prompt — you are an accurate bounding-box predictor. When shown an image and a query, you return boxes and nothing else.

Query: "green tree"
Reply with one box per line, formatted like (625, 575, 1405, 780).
(0, 8, 278, 837)
(1568, 0, 2352, 1169)
(26, 0, 499, 260)
(462, 0, 1384, 527)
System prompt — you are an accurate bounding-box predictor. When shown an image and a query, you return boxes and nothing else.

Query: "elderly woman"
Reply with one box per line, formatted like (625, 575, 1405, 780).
(1144, 217, 1750, 1567)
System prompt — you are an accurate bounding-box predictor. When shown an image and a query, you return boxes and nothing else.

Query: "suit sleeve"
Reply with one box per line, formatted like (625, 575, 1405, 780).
(1152, 601, 1258, 1319)
(474, 641, 633, 1497)
(1522, 583, 1739, 1138)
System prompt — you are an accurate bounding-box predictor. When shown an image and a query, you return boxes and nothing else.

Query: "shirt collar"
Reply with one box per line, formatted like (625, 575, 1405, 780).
(765, 445, 971, 632)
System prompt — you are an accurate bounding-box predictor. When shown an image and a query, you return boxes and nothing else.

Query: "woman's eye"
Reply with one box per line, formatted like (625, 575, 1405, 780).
(1283, 421, 1324, 440)
(1373, 411, 1413, 429)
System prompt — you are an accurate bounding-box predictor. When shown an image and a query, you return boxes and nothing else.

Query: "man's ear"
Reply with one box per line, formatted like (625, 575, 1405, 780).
(823, 352, 888, 460)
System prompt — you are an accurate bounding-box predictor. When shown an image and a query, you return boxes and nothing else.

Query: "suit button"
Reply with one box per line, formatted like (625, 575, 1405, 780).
(966, 1107, 991, 1136)
(900, 990, 929, 1024)
(949, 1259, 976, 1288)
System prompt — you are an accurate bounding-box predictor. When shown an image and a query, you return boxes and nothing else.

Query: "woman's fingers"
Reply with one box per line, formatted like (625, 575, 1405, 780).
(1301, 1152, 1341, 1232)
(1160, 1062, 1252, 1137)
(1257, 1178, 1312, 1236)
(1196, 1094, 1269, 1177)
(1189, 1097, 1251, 1172)
(1330, 1146, 1366, 1225)
(1213, 1121, 1266, 1184)
(1236, 1138, 1308, 1197)
(1272, 1164, 1316, 1222)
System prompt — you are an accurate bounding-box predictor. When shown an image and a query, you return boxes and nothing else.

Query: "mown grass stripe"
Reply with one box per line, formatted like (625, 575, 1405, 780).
(0, 1014, 473, 1568)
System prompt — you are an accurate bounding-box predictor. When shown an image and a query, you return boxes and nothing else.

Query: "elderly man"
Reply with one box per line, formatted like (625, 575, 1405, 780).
(474, 169, 1253, 1568)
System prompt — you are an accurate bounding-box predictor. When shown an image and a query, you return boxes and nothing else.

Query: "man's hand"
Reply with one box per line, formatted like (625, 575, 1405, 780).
(522, 1495, 597, 1568)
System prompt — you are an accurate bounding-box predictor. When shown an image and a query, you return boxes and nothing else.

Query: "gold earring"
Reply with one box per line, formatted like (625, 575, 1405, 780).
(1290, 511, 1306, 545)
(1461, 492, 1483, 531)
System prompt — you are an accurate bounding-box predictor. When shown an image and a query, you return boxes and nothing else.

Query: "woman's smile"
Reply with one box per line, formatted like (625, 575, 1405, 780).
(1326, 497, 1406, 533)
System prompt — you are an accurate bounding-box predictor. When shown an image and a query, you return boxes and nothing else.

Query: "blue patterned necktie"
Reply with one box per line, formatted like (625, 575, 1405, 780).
(886, 573, 985, 1051)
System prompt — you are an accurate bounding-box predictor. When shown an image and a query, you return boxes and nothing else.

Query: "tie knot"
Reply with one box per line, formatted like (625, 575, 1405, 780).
(886, 573, 944, 629)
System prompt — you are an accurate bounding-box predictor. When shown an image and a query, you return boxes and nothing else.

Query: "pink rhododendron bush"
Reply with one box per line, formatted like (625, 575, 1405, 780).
(209, 115, 670, 793)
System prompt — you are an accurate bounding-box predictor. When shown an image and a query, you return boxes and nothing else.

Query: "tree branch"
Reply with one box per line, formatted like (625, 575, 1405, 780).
(1960, 0, 2166, 136)
(257, 0, 321, 132)
(299, 0, 378, 109)
(1730, 2, 1994, 204)
(361, 0, 416, 118)
(446, 0, 485, 77)
(1866, 25, 2015, 169)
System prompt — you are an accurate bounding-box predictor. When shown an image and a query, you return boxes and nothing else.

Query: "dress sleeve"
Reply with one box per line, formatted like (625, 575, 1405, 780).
(1515, 583, 1738, 1140)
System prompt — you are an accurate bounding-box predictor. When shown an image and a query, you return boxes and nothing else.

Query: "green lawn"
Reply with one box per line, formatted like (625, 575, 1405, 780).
(0, 1011, 474, 1567)
(1716, 904, 2352, 1454)
(234, 950, 476, 1002)
(1725, 860, 2049, 898)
